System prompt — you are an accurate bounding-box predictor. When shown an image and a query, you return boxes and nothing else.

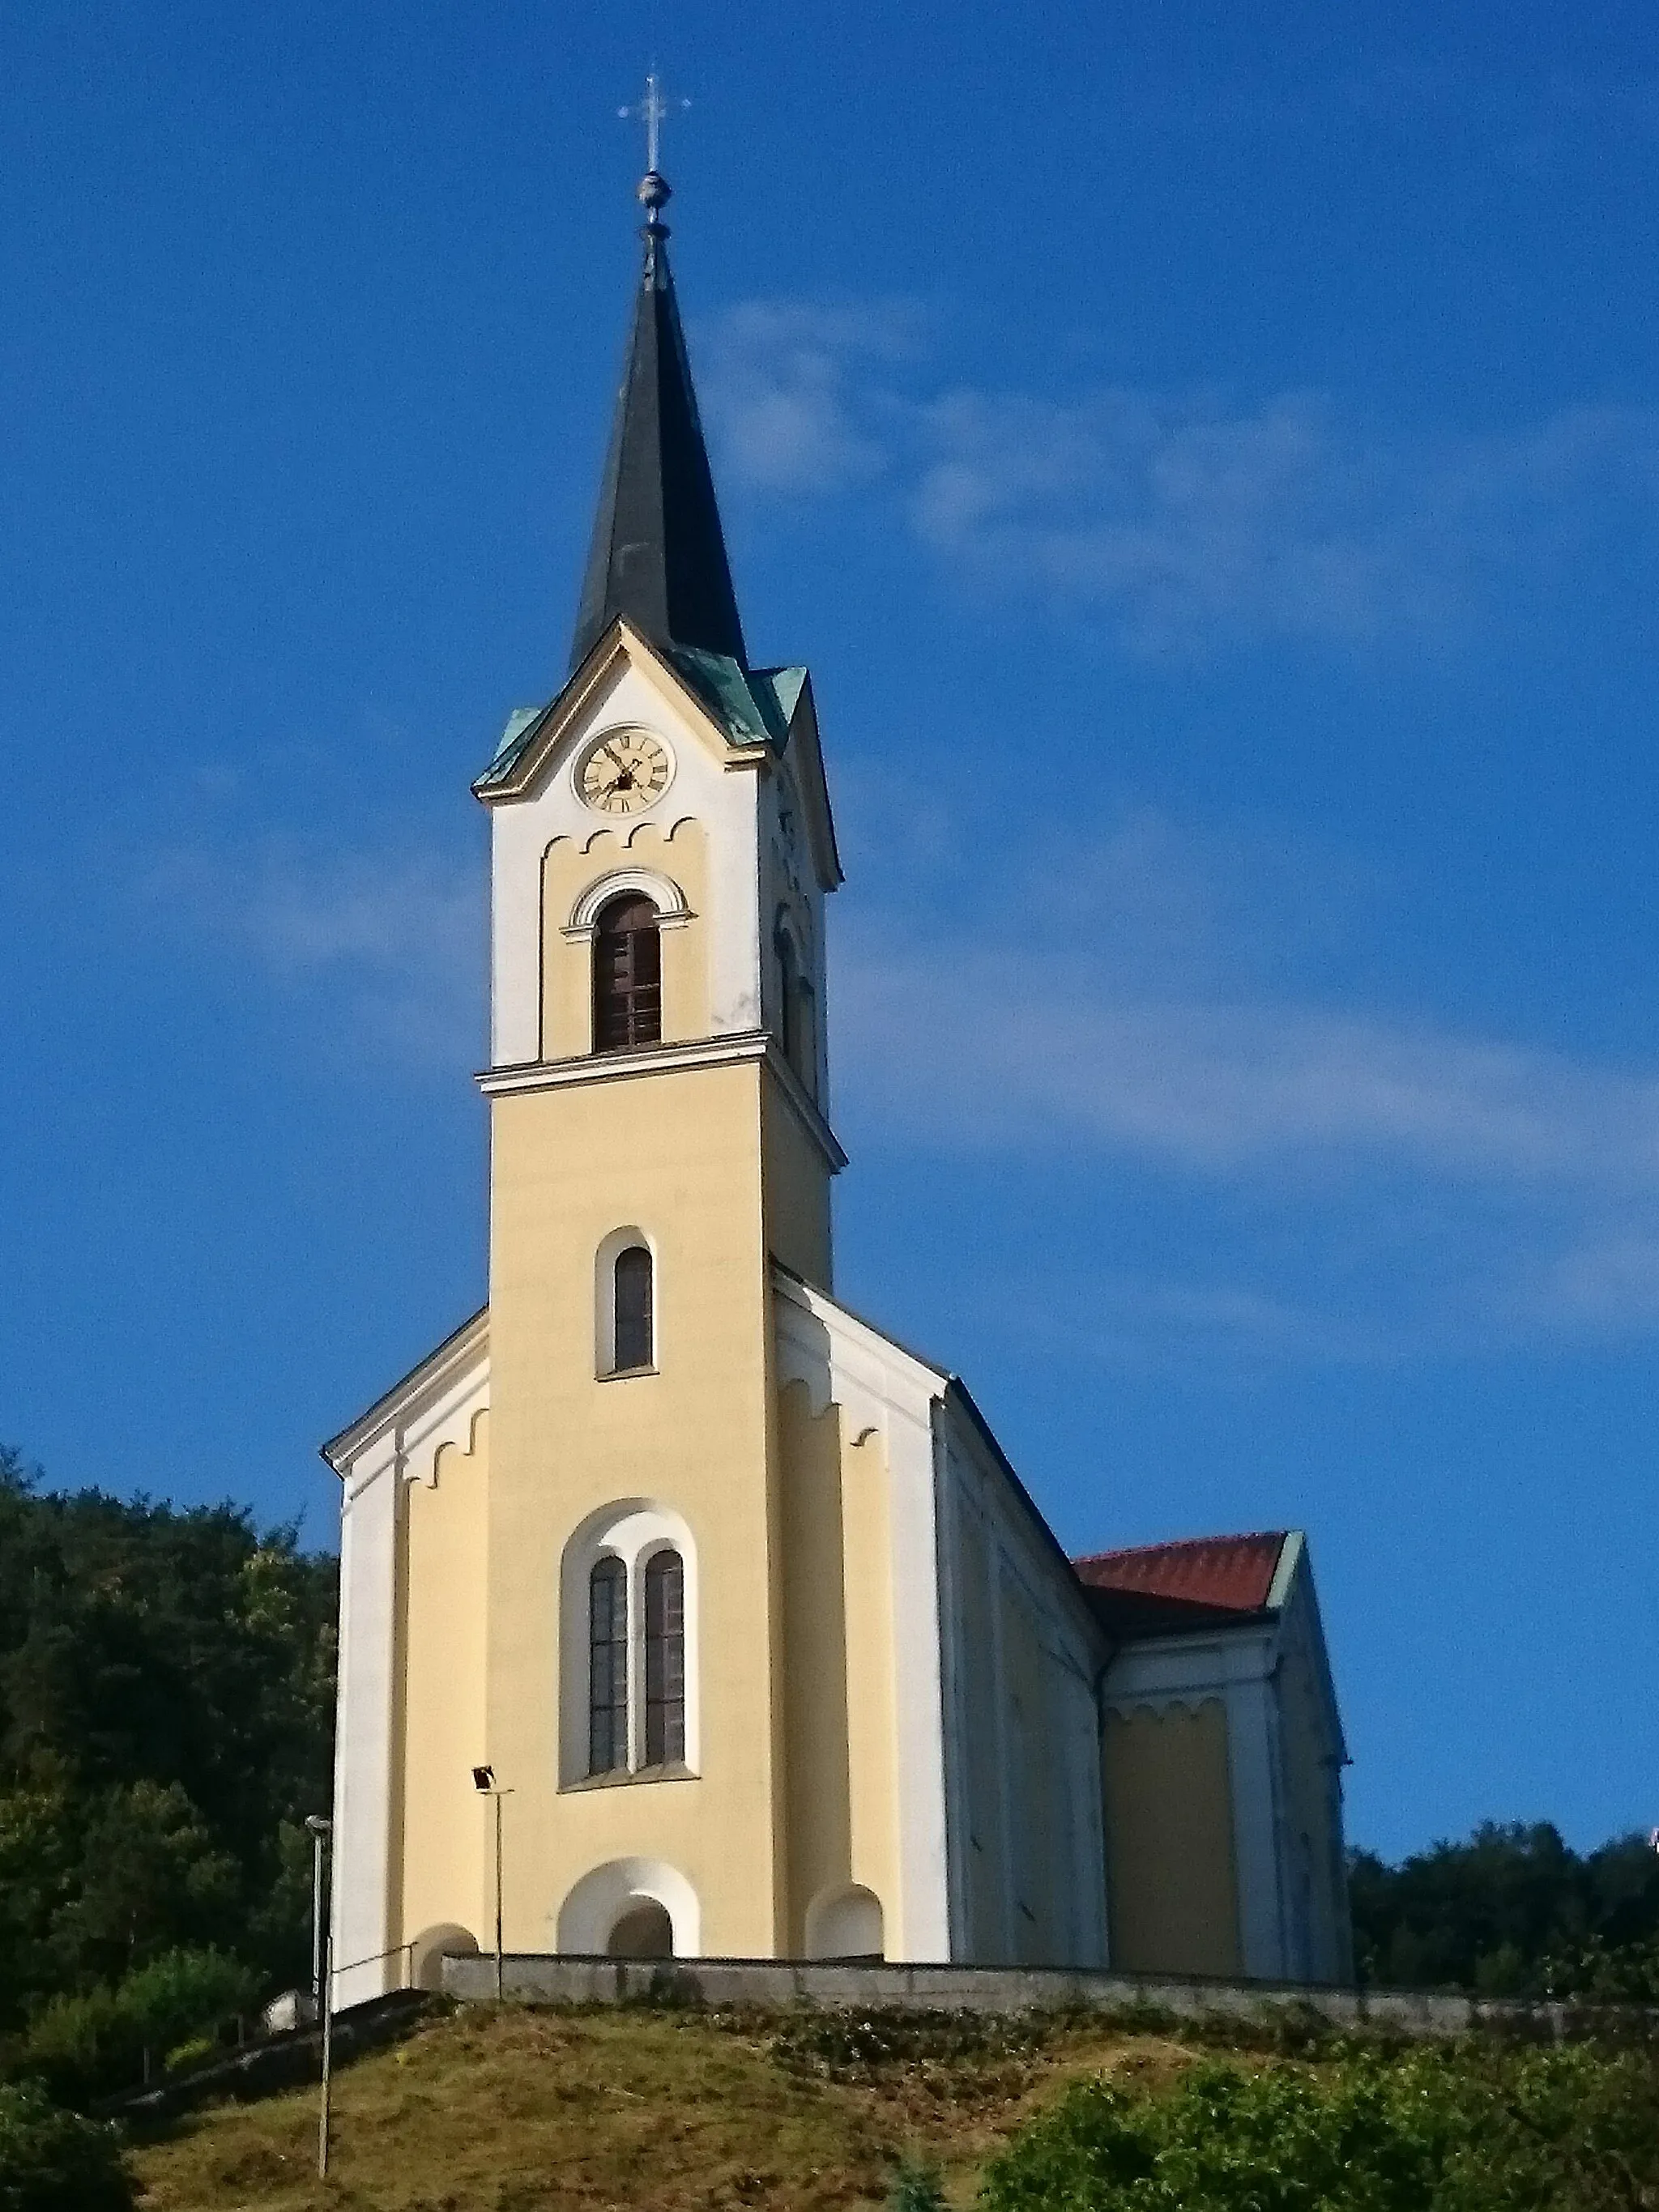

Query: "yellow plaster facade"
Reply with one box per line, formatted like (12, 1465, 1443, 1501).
(1102, 1701, 1243, 1977)
(398, 1413, 490, 1954)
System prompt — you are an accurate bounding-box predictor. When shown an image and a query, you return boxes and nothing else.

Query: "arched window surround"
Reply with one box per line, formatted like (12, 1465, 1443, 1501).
(595, 1226, 659, 1379)
(558, 1499, 699, 1789)
(563, 866, 692, 939)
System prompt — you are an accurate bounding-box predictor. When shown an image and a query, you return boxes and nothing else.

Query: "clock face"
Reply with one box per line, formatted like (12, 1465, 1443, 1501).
(577, 728, 672, 816)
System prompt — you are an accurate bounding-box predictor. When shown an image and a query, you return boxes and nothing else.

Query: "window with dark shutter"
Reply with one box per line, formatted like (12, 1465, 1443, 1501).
(587, 1557, 629, 1775)
(592, 894, 662, 1052)
(643, 1549, 685, 1767)
(613, 1245, 654, 1371)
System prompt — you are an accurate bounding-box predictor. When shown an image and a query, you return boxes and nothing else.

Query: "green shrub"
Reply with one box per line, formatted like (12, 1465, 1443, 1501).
(888, 2155, 947, 2210)
(0, 2083, 134, 2212)
(979, 2045, 1659, 2211)
(19, 1946, 259, 2104)
(161, 2035, 216, 2076)
(15, 1990, 141, 2109)
(115, 1946, 258, 2056)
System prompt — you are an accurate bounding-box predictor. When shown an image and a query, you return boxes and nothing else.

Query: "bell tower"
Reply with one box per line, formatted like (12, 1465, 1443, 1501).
(467, 156, 845, 1957)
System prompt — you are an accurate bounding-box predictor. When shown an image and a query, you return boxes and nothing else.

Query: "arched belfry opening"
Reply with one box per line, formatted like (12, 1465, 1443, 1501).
(593, 893, 662, 1051)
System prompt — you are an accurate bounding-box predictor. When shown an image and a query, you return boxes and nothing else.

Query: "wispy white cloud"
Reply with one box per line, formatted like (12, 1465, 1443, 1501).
(701, 299, 920, 496)
(842, 948, 1659, 1184)
(704, 298, 1659, 648)
(146, 838, 484, 1066)
(834, 812, 1659, 1357)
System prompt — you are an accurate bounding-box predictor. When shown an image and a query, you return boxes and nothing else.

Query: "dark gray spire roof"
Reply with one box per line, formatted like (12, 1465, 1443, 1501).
(569, 173, 747, 674)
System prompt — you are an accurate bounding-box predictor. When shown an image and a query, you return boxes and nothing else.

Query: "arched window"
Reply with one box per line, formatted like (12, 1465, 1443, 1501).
(612, 1245, 653, 1372)
(593, 894, 661, 1053)
(643, 1549, 685, 1767)
(587, 1557, 629, 1775)
(774, 918, 816, 1093)
(776, 925, 799, 1069)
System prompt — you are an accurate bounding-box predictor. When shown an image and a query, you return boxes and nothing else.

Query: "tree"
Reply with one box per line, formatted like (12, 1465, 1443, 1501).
(0, 1447, 336, 2039)
(0, 2084, 134, 2212)
(1350, 1822, 1659, 1997)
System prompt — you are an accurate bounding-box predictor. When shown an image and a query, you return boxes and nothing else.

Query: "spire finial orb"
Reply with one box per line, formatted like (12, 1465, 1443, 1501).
(619, 66, 689, 228)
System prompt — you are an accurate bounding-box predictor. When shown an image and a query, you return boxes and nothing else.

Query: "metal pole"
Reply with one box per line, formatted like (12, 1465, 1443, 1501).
(318, 1906, 334, 2178)
(494, 1791, 505, 2003)
(306, 1813, 334, 2181)
(310, 1829, 324, 2008)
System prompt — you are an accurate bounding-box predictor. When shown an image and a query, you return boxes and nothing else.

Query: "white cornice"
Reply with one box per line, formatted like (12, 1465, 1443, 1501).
(477, 1031, 849, 1170)
(321, 1306, 490, 1479)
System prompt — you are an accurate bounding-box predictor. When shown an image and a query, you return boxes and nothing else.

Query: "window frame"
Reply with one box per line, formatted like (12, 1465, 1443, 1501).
(557, 1502, 699, 1789)
(611, 1244, 655, 1375)
(642, 1546, 686, 1767)
(591, 892, 663, 1054)
(595, 1226, 659, 1380)
(586, 1554, 630, 1776)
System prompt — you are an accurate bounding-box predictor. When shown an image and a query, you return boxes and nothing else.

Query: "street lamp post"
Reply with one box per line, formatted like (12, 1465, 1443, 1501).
(305, 1813, 331, 2013)
(305, 1814, 333, 2179)
(471, 1767, 514, 2003)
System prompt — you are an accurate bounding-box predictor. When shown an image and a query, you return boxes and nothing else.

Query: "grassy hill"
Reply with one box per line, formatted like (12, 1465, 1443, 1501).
(121, 1997, 1659, 2212)
(127, 2001, 1194, 2211)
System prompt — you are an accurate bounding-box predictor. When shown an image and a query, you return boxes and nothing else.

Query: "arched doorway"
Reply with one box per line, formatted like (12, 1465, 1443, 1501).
(607, 1899, 675, 1958)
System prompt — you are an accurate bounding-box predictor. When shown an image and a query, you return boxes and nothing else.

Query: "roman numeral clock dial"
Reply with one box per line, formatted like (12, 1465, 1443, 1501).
(577, 728, 673, 816)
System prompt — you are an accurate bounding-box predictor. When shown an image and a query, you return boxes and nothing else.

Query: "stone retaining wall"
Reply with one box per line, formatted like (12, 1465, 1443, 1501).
(442, 1953, 1657, 2044)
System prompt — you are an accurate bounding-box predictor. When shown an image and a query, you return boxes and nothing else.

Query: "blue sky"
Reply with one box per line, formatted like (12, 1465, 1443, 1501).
(2, 0, 1657, 1862)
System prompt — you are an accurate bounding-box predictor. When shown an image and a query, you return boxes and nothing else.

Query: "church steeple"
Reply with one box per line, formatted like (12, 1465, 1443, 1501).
(569, 168, 748, 674)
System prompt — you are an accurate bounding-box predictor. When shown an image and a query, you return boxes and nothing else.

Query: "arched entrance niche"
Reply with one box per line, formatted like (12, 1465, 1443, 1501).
(608, 1899, 674, 1958)
(555, 1856, 700, 1958)
(804, 1884, 884, 1961)
(409, 1922, 480, 1991)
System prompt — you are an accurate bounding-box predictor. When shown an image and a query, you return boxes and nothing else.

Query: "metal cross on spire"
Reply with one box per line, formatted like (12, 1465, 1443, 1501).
(619, 67, 689, 181)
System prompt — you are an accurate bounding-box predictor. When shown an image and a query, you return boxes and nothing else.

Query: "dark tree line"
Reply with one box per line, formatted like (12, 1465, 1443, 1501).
(1350, 1821, 1659, 1998)
(0, 1445, 336, 2039)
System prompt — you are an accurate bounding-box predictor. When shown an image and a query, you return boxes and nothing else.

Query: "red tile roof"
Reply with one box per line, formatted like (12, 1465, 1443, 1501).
(1073, 1532, 1287, 1619)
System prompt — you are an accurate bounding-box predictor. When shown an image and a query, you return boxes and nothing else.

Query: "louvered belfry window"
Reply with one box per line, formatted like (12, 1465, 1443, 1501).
(643, 1549, 686, 1767)
(587, 1556, 629, 1775)
(593, 894, 662, 1052)
(613, 1245, 654, 1371)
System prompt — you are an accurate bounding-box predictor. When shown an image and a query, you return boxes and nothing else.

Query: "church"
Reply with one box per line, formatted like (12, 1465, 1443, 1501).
(323, 159, 1353, 2003)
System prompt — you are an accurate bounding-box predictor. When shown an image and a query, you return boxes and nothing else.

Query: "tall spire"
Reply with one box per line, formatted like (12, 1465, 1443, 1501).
(569, 161, 748, 674)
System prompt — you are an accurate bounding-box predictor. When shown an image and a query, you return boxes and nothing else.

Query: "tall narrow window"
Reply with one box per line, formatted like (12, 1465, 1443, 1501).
(612, 1244, 654, 1372)
(774, 919, 815, 1093)
(643, 1549, 685, 1766)
(775, 925, 799, 1070)
(587, 1557, 629, 1775)
(593, 894, 662, 1052)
